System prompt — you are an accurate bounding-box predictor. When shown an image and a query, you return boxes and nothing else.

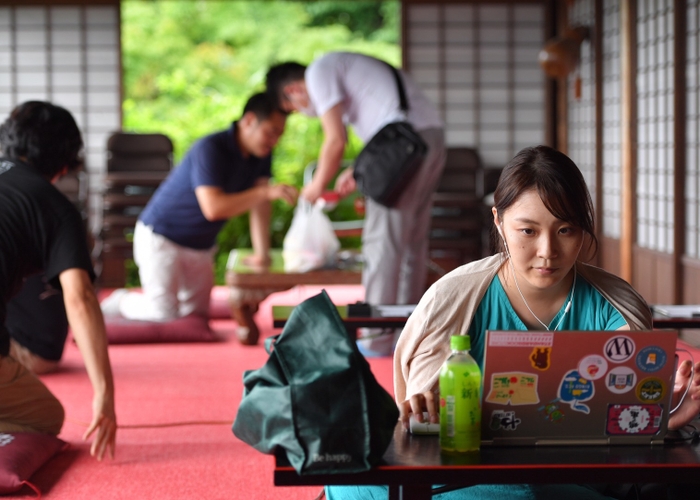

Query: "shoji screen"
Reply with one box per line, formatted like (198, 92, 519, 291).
(404, 1, 546, 167)
(687, 0, 700, 258)
(636, 0, 675, 253)
(602, 0, 623, 238)
(0, 2, 121, 231)
(568, 0, 597, 205)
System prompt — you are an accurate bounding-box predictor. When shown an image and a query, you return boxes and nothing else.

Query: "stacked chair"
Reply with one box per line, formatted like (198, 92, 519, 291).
(94, 132, 173, 287)
(427, 148, 500, 284)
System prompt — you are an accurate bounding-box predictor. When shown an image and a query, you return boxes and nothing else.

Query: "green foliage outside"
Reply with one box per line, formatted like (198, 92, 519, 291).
(121, 0, 400, 284)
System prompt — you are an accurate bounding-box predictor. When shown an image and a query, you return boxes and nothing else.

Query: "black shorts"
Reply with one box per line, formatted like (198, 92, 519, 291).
(5, 273, 69, 361)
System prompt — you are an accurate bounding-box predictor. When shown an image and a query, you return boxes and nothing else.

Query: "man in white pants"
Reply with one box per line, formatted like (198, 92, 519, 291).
(106, 93, 297, 344)
(266, 53, 446, 356)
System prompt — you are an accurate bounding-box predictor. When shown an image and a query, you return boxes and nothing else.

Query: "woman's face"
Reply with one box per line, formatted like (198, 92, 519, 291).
(493, 189, 584, 292)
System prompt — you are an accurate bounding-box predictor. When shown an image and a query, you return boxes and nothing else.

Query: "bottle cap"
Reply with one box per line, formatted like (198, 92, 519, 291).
(450, 335, 470, 351)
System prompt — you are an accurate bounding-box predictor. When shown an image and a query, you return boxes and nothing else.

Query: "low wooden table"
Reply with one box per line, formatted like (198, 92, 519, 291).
(272, 304, 415, 338)
(224, 249, 362, 345)
(651, 305, 700, 329)
(275, 421, 700, 500)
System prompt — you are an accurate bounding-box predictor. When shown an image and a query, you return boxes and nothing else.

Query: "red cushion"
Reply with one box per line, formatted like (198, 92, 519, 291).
(104, 314, 217, 344)
(0, 432, 67, 494)
(97, 287, 231, 319)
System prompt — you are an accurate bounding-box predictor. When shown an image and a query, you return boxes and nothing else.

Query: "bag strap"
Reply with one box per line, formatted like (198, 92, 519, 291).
(386, 63, 409, 112)
(264, 335, 280, 354)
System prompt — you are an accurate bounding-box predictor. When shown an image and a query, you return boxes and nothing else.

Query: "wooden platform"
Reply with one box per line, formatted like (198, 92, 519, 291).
(224, 249, 362, 345)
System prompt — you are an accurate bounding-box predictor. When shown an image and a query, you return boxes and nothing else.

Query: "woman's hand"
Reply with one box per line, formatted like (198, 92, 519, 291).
(398, 390, 440, 431)
(669, 359, 700, 430)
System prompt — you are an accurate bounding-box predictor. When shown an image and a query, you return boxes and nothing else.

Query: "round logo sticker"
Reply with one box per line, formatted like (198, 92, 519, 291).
(606, 366, 637, 394)
(636, 377, 666, 403)
(604, 336, 636, 363)
(635, 346, 667, 373)
(578, 354, 608, 381)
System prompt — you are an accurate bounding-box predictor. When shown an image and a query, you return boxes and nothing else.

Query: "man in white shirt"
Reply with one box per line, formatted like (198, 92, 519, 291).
(266, 52, 446, 356)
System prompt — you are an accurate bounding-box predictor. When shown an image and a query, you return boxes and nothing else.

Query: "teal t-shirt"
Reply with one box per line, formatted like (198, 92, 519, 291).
(468, 272, 627, 372)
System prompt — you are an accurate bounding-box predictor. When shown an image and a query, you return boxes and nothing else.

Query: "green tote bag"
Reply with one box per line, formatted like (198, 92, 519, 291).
(232, 290, 399, 475)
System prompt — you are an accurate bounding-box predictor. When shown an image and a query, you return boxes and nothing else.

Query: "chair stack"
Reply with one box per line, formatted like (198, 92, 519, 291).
(427, 148, 501, 284)
(95, 132, 173, 287)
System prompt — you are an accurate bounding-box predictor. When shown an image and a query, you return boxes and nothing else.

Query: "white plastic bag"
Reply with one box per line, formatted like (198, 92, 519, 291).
(283, 199, 341, 272)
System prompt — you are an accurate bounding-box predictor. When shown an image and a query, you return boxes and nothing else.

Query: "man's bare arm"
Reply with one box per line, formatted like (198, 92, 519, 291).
(59, 268, 117, 461)
(195, 183, 297, 221)
(301, 103, 347, 203)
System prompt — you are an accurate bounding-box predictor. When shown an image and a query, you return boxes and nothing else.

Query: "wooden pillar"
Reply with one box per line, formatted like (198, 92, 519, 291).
(620, 0, 637, 282)
(674, 0, 687, 303)
(594, 0, 603, 267)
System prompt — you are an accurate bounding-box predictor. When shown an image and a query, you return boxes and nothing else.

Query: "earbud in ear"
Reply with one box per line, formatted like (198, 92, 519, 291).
(497, 223, 510, 257)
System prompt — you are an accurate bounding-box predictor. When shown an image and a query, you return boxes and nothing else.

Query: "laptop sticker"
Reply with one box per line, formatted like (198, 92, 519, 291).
(488, 409, 522, 431)
(537, 399, 566, 423)
(636, 377, 666, 403)
(578, 354, 608, 380)
(606, 366, 637, 394)
(604, 336, 636, 363)
(485, 372, 540, 406)
(530, 347, 551, 371)
(635, 346, 667, 373)
(488, 331, 554, 347)
(606, 404, 663, 435)
(558, 370, 594, 414)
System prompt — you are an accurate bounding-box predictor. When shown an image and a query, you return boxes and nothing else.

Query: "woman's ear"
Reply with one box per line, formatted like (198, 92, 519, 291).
(491, 206, 500, 229)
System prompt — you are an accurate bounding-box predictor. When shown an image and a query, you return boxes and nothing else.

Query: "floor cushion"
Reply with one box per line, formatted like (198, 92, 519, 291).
(0, 432, 67, 495)
(102, 313, 217, 344)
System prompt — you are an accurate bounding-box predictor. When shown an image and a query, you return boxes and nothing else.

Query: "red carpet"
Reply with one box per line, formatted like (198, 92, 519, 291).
(6, 285, 394, 500)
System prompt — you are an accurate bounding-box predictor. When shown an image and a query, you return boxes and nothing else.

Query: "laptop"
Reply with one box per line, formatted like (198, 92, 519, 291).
(480, 330, 679, 446)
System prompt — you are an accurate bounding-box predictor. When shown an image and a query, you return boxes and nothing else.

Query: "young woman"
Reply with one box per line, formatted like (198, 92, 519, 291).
(326, 146, 700, 500)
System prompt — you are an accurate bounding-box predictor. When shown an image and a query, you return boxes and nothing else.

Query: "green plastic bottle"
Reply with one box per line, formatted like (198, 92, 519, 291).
(439, 335, 482, 452)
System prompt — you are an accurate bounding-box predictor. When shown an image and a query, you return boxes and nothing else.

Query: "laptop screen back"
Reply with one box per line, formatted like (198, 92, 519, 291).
(480, 330, 678, 446)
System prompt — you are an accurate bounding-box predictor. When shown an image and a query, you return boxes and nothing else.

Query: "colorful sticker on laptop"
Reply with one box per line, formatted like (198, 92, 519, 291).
(578, 354, 608, 381)
(636, 377, 666, 403)
(530, 347, 551, 371)
(635, 346, 667, 373)
(485, 372, 539, 406)
(606, 366, 637, 394)
(537, 399, 566, 423)
(604, 336, 636, 363)
(489, 331, 554, 347)
(606, 404, 663, 435)
(488, 410, 522, 431)
(558, 370, 594, 414)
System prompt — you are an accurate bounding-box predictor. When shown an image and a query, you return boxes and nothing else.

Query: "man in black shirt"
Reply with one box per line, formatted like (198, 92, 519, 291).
(0, 101, 116, 461)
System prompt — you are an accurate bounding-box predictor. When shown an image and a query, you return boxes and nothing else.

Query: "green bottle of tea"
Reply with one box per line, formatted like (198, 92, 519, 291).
(439, 335, 482, 452)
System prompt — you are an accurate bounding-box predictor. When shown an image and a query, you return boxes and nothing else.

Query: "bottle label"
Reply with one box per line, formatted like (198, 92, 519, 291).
(445, 395, 455, 437)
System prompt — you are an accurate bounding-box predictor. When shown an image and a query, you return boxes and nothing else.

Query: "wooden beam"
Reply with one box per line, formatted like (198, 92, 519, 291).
(620, 0, 637, 282)
(594, 0, 603, 267)
(674, 0, 687, 302)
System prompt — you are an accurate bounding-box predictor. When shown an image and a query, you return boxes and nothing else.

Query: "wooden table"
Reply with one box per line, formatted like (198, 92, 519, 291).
(272, 304, 415, 338)
(651, 305, 700, 330)
(225, 249, 362, 345)
(275, 422, 700, 500)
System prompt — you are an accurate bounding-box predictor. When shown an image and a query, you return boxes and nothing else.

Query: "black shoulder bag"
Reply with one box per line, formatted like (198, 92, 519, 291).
(352, 64, 428, 207)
